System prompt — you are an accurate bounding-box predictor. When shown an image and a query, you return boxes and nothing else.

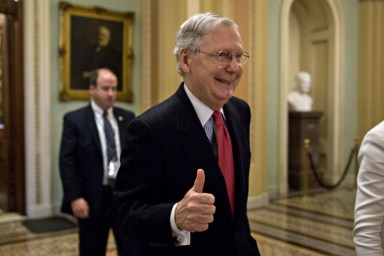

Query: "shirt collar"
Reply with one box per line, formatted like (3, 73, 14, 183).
(91, 100, 113, 117)
(183, 83, 224, 126)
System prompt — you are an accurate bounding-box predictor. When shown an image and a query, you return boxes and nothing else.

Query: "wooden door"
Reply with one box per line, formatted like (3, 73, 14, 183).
(0, 0, 25, 214)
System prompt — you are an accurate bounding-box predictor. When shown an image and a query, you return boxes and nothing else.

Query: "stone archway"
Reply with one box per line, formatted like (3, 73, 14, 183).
(279, 0, 344, 193)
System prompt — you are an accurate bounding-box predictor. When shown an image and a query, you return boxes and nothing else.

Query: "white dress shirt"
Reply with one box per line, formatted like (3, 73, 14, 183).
(354, 120, 384, 255)
(91, 101, 121, 185)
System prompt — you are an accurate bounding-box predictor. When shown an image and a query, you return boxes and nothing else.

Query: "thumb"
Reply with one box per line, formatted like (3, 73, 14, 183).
(193, 169, 205, 193)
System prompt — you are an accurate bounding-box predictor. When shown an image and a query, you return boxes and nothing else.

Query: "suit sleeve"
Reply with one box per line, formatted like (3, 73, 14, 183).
(59, 114, 82, 203)
(354, 125, 384, 255)
(112, 117, 175, 246)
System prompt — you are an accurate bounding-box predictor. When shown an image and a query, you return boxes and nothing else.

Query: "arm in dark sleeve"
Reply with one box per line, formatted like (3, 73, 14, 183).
(59, 113, 82, 203)
(112, 117, 175, 245)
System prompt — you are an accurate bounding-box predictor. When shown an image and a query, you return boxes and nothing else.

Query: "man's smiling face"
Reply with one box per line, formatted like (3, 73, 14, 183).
(183, 24, 244, 111)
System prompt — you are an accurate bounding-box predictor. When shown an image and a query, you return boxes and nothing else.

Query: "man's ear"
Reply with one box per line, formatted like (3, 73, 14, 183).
(179, 48, 191, 74)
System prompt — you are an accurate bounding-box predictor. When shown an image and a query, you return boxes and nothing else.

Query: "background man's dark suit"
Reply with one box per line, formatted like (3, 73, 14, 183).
(59, 104, 135, 255)
(112, 84, 260, 256)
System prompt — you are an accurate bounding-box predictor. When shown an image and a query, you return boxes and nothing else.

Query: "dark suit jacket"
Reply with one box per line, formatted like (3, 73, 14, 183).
(59, 104, 135, 217)
(112, 83, 260, 256)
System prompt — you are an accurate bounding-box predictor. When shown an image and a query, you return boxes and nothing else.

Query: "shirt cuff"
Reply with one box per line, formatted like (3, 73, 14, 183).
(170, 203, 191, 246)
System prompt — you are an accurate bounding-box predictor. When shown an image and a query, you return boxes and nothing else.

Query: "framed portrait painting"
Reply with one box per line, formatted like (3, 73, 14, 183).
(59, 2, 134, 101)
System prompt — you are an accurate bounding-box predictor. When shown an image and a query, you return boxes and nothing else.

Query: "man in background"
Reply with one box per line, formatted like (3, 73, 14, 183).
(59, 68, 135, 255)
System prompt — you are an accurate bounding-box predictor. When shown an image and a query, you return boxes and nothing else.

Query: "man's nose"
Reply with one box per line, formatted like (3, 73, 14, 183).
(226, 57, 240, 72)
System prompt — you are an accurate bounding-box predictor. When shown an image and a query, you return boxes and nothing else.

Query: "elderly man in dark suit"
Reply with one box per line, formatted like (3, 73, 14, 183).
(112, 13, 260, 256)
(59, 68, 135, 256)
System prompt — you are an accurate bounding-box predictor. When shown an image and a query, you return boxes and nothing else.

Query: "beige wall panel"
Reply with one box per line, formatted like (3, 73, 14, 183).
(312, 41, 328, 130)
(247, 0, 268, 196)
(200, 0, 232, 16)
(233, 0, 249, 100)
(312, 41, 329, 172)
(288, 12, 301, 91)
(157, 1, 187, 102)
(358, 1, 384, 138)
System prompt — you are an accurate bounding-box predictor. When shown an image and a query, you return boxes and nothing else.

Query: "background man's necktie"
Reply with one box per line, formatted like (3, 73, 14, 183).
(103, 111, 117, 163)
(212, 111, 235, 215)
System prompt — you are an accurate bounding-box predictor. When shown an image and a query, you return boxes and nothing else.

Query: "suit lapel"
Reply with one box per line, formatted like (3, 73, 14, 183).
(113, 108, 128, 145)
(86, 105, 102, 154)
(175, 85, 234, 219)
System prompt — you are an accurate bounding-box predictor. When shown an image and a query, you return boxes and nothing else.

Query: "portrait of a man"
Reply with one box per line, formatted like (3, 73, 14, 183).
(59, 2, 134, 101)
(70, 17, 123, 90)
(80, 25, 122, 89)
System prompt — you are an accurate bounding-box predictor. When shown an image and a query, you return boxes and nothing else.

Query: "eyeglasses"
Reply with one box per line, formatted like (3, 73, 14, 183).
(198, 50, 250, 65)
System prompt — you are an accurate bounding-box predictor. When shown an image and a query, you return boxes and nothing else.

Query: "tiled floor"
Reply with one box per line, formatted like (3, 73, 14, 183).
(0, 214, 116, 256)
(0, 188, 356, 255)
(250, 188, 356, 256)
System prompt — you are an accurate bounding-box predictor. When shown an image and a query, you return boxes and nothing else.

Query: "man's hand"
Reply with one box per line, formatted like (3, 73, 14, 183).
(71, 198, 89, 219)
(175, 169, 216, 232)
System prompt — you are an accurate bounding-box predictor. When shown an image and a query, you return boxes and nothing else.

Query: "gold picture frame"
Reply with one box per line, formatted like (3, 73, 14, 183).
(59, 2, 134, 101)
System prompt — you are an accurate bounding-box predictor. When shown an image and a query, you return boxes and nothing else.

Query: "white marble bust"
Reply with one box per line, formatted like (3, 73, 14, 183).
(287, 71, 313, 111)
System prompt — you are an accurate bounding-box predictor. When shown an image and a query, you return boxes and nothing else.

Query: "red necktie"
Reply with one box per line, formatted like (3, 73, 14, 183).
(212, 111, 235, 215)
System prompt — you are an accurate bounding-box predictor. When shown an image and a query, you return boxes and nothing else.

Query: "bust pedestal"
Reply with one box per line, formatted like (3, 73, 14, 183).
(288, 111, 323, 191)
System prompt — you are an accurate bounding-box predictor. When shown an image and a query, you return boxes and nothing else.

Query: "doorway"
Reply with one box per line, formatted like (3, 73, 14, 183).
(279, 0, 344, 193)
(0, 0, 25, 214)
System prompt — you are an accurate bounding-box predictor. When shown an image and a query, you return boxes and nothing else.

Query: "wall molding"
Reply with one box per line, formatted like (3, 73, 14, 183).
(24, 0, 52, 218)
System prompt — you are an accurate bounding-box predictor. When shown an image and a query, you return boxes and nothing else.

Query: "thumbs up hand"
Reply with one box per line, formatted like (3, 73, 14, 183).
(192, 168, 205, 193)
(175, 169, 216, 232)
